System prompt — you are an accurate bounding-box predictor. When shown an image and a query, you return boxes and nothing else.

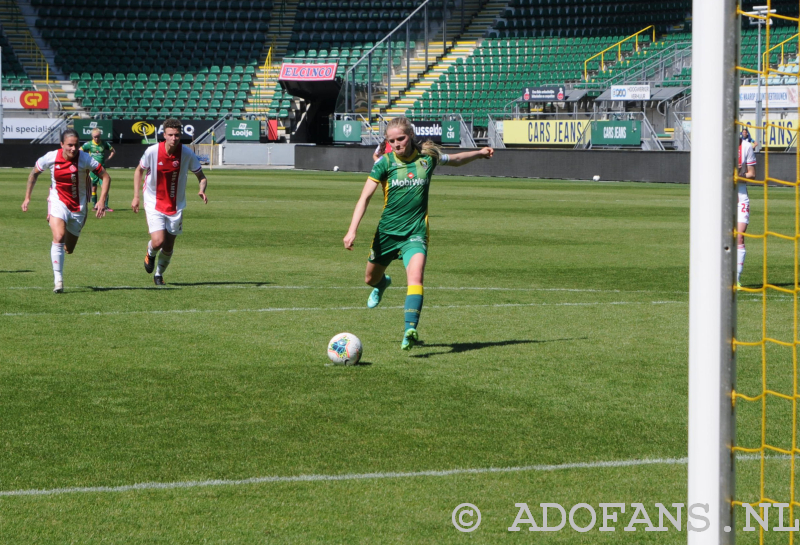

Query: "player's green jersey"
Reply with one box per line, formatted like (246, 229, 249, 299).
(368, 150, 447, 237)
(81, 140, 113, 165)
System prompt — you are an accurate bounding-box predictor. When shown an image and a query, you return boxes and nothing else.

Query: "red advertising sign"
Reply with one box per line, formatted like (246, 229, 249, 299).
(20, 91, 49, 109)
(1, 90, 50, 109)
(279, 63, 338, 81)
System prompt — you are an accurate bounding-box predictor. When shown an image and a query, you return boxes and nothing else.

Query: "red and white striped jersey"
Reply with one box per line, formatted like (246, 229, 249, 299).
(139, 142, 202, 215)
(35, 149, 101, 213)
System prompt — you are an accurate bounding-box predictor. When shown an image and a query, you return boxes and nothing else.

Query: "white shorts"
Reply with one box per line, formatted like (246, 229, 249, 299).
(145, 208, 183, 235)
(48, 198, 86, 237)
(738, 201, 750, 224)
(738, 185, 750, 225)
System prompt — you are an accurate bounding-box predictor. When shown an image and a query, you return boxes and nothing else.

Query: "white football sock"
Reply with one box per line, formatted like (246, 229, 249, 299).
(147, 241, 157, 258)
(51, 242, 65, 283)
(737, 244, 746, 283)
(156, 250, 172, 276)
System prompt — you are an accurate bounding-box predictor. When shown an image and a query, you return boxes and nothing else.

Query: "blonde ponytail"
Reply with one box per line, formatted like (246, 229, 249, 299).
(419, 140, 442, 162)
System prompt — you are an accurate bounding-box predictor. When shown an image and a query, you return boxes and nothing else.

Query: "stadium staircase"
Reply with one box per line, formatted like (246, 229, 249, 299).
(249, 0, 301, 118)
(0, 0, 49, 85)
(383, 0, 507, 116)
(0, 28, 33, 90)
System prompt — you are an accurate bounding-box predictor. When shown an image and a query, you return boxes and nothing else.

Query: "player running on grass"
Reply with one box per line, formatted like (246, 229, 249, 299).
(132, 118, 208, 286)
(81, 128, 115, 212)
(343, 116, 493, 350)
(21, 129, 111, 293)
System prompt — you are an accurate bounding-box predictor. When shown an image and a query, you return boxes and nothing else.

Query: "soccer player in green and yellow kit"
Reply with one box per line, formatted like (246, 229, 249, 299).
(343, 116, 493, 350)
(81, 128, 115, 212)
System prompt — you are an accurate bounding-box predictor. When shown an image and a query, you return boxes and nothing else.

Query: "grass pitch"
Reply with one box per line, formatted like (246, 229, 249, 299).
(0, 167, 782, 543)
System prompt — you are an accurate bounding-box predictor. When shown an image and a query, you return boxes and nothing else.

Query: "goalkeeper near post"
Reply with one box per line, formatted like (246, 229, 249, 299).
(343, 116, 493, 350)
(81, 128, 116, 212)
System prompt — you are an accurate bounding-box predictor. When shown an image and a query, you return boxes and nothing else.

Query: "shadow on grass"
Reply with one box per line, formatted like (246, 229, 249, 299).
(410, 337, 588, 359)
(0, 270, 34, 273)
(328, 361, 373, 367)
(170, 281, 274, 287)
(87, 286, 178, 291)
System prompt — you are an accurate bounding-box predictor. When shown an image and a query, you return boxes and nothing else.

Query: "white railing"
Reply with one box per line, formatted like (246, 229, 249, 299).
(486, 115, 504, 148)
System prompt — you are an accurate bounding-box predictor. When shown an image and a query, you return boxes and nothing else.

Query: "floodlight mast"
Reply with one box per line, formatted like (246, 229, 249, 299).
(688, 0, 737, 543)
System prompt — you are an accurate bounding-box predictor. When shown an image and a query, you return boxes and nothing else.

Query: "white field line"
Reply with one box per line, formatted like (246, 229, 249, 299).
(0, 454, 774, 498)
(1, 300, 683, 318)
(0, 285, 675, 293)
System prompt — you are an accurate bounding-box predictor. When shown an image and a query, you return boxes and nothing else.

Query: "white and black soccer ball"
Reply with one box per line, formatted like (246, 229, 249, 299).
(327, 333, 362, 365)
(592, 175, 601, 181)
(333, 166, 340, 172)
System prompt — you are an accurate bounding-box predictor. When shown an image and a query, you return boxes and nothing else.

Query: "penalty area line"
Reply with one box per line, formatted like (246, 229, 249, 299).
(1, 300, 683, 318)
(0, 454, 771, 497)
(0, 457, 689, 497)
(0, 285, 683, 294)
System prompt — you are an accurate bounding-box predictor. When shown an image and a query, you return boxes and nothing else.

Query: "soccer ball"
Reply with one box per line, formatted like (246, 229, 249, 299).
(592, 175, 601, 181)
(327, 333, 362, 365)
(333, 166, 340, 171)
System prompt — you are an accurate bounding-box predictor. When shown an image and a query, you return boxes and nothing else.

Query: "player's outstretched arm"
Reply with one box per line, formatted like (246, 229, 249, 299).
(21, 167, 41, 212)
(132, 164, 144, 213)
(343, 179, 380, 250)
(195, 170, 208, 203)
(445, 147, 494, 167)
(95, 167, 111, 218)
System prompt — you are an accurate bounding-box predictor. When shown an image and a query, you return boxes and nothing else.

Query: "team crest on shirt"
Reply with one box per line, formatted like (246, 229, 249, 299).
(172, 161, 180, 167)
(419, 159, 429, 168)
(69, 165, 77, 173)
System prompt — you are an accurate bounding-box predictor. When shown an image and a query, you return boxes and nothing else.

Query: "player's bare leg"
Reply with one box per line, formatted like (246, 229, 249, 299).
(48, 217, 79, 293)
(402, 252, 426, 350)
(737, 223, 747, 288)
(365, 261, 391, 308)
(149, 230, 176, 285)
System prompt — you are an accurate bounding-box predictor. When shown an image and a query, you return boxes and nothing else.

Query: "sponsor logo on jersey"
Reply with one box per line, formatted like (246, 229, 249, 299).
(407, 172, 414, 179)
(391, 177, 428, 188)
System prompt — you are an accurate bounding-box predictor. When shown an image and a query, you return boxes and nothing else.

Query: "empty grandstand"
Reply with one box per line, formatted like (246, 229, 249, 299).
(0, 0, 799, 148)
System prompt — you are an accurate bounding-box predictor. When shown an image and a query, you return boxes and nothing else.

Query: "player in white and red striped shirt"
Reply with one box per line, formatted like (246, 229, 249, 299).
(131, 118, 208, 285)
(738, 135, 757, 288)
(21, 129, 111, 293)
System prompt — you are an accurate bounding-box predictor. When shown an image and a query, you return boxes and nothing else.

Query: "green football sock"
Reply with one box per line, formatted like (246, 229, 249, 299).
(404, 285, 424, 331)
